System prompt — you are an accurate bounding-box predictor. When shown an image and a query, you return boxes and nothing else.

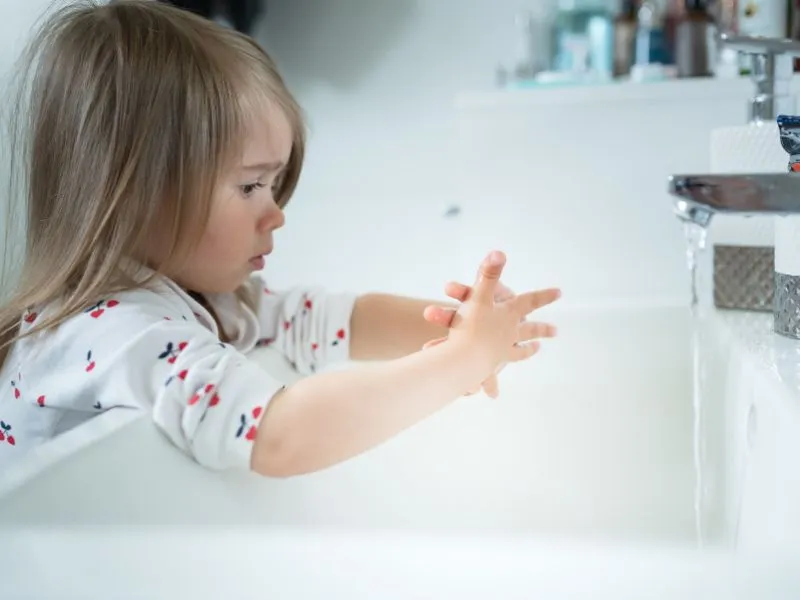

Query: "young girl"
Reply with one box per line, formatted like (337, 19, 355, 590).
(0, 0, 560, 477)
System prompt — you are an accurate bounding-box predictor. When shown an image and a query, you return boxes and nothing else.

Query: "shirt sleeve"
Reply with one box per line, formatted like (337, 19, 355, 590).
(85, 297, 286, 472)
(249, 275, 358, 375)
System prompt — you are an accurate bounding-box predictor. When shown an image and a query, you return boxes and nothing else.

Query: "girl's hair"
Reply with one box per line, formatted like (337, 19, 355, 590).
(0, 0, 305, 366)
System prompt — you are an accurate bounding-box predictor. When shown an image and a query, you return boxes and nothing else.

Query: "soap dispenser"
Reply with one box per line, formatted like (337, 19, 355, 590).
(774, 114, 800, 339)
(709, 34, 800, 312)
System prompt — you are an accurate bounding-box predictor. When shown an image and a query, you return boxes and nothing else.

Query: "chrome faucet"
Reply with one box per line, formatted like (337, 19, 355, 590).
(667, 113, 800, 339)
(668, 31, 800, 228)
(668, 171, 800, 227)
(669, 108, 800, 225)
(665, 34, 800, 339)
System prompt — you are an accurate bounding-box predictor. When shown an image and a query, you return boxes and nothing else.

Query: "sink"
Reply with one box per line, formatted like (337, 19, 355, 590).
(1, 306, 799, 598)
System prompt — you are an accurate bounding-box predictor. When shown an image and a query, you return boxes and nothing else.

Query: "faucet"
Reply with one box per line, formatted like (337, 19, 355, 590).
(668, 169, 800, 340)
(666, 34, 800, 339)
(669, 107, 800, 226)
(669, 170, 800, 227)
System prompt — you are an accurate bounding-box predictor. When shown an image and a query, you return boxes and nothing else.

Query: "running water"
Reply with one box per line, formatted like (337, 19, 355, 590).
(684, 221, 708, 548)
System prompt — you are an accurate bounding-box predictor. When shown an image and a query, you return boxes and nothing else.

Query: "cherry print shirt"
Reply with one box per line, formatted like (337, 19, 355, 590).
(0, 272, 357, 472)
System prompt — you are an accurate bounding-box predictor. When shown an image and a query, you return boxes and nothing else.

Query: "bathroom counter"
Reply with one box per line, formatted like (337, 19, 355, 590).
(707, 309, 800, 555)
(715, 308, 800, 403)
(3, 528, 799, 600)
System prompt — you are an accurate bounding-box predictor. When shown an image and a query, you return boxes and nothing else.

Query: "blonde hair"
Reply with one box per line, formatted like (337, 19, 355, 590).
(0, 0, 305, 365)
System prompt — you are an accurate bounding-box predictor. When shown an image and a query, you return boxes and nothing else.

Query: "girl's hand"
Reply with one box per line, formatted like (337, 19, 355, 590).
(422, 260, 560, 399)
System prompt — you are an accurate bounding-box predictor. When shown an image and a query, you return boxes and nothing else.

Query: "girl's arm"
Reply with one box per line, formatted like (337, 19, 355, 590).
(348, 284, 559, 361)
(252, 251, 559, 477)
(348, 294, 455, 360)
(251, 338, 483, 477)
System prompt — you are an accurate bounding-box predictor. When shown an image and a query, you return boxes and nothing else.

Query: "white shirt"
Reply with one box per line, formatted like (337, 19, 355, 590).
(0, 272, 357, 472)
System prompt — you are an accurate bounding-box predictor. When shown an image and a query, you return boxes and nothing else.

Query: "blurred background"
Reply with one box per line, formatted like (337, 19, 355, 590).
(237, 1, 799, 309)
(2, 0, 798, 304)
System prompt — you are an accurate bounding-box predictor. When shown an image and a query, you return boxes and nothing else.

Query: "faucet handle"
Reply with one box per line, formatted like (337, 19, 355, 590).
(719, 33, 800, 57)
(718, 33, 800, 122)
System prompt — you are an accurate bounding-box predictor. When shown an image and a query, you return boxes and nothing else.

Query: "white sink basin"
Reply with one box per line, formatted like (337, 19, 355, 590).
(1, 306, 799, 598)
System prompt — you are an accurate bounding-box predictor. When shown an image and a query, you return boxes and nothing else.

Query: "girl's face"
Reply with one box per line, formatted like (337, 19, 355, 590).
(172, 103, 292, 294)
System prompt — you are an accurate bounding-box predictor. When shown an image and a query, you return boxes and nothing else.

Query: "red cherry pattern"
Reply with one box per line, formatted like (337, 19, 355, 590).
(84, 299, 120, 319)
(164, 368, 189, 388)
(6, 285, 351, 455)
(0, 421, 14, 445)
(332, 328, 346, 347)
(188, 383, 220, 408)
(158, 341, 188, 364)
(236, 405, 264, 442)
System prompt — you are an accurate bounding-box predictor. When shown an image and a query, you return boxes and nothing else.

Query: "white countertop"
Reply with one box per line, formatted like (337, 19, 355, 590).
(715, 309, 800, 409)
(3, 528, 799, 600)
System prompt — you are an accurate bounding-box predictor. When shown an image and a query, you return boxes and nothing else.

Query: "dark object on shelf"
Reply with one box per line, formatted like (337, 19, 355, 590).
(613, 0, 638, 77)
(675, 0, 716, 77)
(159, 0, 265, 35)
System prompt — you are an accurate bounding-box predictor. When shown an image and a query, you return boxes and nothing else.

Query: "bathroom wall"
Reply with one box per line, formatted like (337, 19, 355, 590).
(254, 0, 764, 307)
(0, 0, 54, 295)
(254, 0, 572, 299)
(0, 0, 779, 307)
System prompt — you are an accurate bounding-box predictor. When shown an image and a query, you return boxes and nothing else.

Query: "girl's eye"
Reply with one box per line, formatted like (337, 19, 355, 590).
(240, 182, 266, 197)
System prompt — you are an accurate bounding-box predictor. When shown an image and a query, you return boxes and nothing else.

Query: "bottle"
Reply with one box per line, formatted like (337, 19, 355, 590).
(663, 0, 686, 64)
(674, 0, 717, 77)
(551, 0, 614, 80)
(708, 0, 738, 34)
(497, 7, 553, 88)
(789, 0, 800, 71)
(775, 113, 800, 338)
(630, 0, 671, 80)
(639, 0, 672, 65)
(614, 0, 639, 77)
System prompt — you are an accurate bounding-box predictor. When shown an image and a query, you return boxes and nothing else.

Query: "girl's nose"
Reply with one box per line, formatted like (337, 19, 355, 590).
(257, 201, 284, 234)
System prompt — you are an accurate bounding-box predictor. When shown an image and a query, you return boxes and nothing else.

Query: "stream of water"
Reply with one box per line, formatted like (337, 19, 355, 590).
(683, 221, 708, 548)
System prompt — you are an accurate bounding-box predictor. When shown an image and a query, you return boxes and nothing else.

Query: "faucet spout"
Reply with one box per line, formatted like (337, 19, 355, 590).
(667, 172, 800, 227)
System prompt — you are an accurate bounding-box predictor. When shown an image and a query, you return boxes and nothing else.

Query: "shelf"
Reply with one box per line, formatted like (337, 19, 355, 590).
(455, 75, 800, 110)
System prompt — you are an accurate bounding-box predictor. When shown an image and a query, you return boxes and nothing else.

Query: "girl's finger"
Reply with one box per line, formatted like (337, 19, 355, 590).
(517, 321, 558, 342)
(471, 251, 505, 305)
(446, 280, 515, 303)
(422, 305, 458, 328)
(512, 288, 562, 317)
(482, 374, 499, 399)
(508, 340, 541, 362)
(444, 281, 471, 302)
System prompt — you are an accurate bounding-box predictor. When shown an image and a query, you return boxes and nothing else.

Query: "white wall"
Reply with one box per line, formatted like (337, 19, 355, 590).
(0, 0, 58, 294)
(0, 1, 777, 307)
(255, 1, 767, 307)
(256, 0, 568, 298)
